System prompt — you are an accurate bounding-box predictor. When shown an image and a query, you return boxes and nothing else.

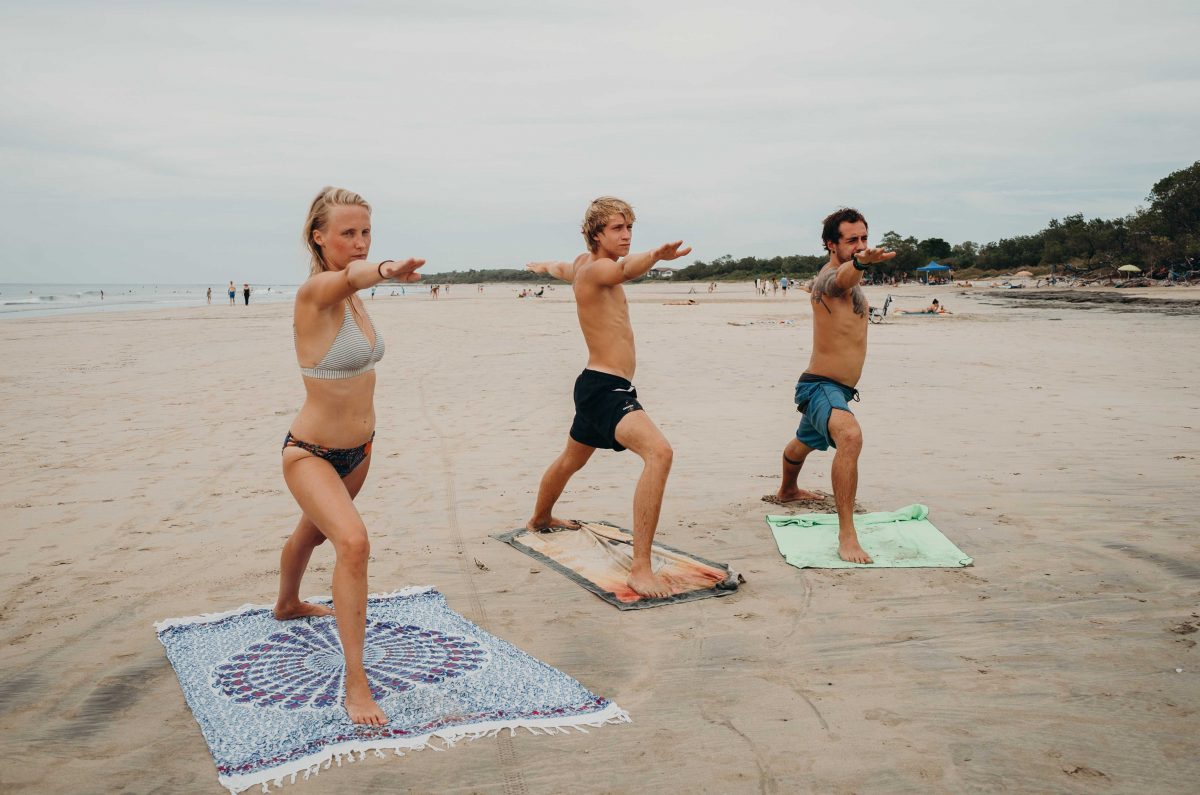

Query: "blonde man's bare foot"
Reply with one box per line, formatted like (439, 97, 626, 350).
(273, 601, 335, 620)
(627, 566, 673, 599)
(344, 677, 388, 726)
(526, 516, 581, 532)
(838, 535, 873, 564)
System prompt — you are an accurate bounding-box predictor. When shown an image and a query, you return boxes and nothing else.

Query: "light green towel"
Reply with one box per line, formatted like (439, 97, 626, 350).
(766, 504, 973, 568)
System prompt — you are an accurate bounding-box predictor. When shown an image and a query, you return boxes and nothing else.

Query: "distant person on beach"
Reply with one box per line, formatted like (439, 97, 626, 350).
(243, 283, 251, 305)
(207, 287, 212, 304)
(524, 196, 691, 598)
(775, 207, 895, 564)
(897, 299, 948, 315)
(228, 281, 236, 306)
(276, 186, 424, 725)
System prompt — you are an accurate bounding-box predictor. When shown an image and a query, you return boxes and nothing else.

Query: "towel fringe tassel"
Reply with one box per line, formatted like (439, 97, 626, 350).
(220, 705, 631, 794)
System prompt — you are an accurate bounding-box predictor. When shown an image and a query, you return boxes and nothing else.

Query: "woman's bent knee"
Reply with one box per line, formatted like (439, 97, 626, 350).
(334, 533, 371, 563)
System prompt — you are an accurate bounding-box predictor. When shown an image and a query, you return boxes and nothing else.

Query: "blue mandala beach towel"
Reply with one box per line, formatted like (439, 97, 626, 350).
(156, 586, 629, 794)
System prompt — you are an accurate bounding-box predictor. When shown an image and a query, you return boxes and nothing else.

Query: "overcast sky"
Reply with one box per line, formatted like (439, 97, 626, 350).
(2, 0, 1197, 284)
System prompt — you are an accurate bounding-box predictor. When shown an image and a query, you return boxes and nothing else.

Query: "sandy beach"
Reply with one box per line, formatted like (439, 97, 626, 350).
(1, 281, 1197, 793)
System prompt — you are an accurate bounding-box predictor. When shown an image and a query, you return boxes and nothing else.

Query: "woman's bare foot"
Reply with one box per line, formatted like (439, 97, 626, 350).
(627, 566, 673, 599)
(344, 675, 388, 726)
(838, 535, 873, 564)
(273, 600, 334, 620)
(526, 516, 581, 532)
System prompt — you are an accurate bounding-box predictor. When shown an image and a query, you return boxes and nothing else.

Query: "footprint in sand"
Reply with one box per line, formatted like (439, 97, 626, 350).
(761, 491, 867, 513)
(863, 708, 909, 727)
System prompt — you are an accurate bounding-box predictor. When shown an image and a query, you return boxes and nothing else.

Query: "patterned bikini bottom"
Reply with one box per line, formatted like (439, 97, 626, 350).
(282, 431, 374, 478)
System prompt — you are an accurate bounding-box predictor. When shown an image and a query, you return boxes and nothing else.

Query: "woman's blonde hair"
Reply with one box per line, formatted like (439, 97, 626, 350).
(303, 187, 371, 275)
(581, 196, 635, 253)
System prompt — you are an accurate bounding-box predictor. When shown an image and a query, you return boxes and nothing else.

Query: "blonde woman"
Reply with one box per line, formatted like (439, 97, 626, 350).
(273, 187, 424, 725)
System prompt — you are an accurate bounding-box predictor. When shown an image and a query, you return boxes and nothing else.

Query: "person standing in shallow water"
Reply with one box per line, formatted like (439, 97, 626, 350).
(776, 207, 895, 564)
(274, 186, 424, 726)
(228, 281, 236, 306)
(525, 196, 691, 599)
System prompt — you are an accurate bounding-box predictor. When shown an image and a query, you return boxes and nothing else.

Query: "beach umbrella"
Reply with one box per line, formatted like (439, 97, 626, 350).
(1015, 270, 1033, 277)
(1117, 264, 1141, 272)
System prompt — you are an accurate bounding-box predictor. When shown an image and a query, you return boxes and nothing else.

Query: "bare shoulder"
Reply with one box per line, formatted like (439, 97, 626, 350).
(577, 256, 620, 286)
(296, 270, 333, 298)
(583, 255, 628, 289)
(296, 270, 350, 308)
(812, 267, 844, 298)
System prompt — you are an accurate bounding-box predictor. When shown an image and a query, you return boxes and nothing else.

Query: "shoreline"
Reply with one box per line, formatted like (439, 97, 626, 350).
(980, 287, 1200, 314)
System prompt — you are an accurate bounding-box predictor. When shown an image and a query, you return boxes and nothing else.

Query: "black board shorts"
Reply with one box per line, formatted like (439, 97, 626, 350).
(569, 369, 644, 451)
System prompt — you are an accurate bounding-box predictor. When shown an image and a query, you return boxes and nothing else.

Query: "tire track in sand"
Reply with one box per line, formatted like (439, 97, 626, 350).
(416, 375, 527, 795)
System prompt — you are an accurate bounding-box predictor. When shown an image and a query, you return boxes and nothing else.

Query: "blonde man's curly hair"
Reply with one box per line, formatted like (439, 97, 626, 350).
(303, 186, 371, 275)
(581, 196, 635, 254)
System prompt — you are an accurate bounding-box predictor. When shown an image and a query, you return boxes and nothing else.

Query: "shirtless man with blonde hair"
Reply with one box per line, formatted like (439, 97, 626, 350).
(776, 207, 895, 564)
(525, 197, 691, 598)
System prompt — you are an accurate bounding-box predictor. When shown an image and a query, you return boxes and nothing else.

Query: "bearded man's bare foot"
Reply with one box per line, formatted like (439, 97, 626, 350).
(273, 600, 334, 620)
(776, 487, 826, 503)
(526, 516, 581, 532)
(838, 535, 873, 564)
(344, 677, 388, 726)
(628, 566, 673, 599)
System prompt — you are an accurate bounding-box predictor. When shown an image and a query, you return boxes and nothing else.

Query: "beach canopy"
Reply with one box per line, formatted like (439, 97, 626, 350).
(1015, 270, 1034, 277)
(916, 261, 951, 272)
(1117, 264, 1142, 272)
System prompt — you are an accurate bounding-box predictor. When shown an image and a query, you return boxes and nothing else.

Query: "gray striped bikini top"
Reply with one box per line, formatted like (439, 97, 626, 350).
(297, 302, 385, 380)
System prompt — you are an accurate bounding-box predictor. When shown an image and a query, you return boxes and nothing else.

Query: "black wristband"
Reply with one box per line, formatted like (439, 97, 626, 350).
(377, 260, 394, 280)
(852, 256, 868, 271)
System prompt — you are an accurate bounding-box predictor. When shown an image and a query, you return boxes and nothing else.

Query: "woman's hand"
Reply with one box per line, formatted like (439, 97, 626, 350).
(380, 258, 425, 283)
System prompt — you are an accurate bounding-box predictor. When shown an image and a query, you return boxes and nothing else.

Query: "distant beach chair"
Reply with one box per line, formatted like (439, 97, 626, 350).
(869, 294, 893, 324)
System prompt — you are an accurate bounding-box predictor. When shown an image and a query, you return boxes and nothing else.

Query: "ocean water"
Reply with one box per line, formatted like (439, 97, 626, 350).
(0, 283, 428, 319)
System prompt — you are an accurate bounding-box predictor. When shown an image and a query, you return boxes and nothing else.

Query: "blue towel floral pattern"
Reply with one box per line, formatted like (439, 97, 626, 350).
(157, 587, 629, 794)
(213, 620, 488, 710)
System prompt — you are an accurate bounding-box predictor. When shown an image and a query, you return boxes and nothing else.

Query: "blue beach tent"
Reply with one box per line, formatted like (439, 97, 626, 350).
(916, 261, 951, 283)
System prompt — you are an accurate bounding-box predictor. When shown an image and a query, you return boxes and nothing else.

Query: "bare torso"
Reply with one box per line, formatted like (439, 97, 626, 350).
(290, 295, 377, 446)
(807, 265, 868, 386)
(574, 259, 637, 380)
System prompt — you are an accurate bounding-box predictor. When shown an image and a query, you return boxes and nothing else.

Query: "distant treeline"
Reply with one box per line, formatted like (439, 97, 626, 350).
(431, 161, 1199, 283)
(433, 268, 545, 285)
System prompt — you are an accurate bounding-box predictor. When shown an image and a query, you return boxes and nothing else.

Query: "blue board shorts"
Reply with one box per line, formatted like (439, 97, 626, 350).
(794, 373, 860, 451)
